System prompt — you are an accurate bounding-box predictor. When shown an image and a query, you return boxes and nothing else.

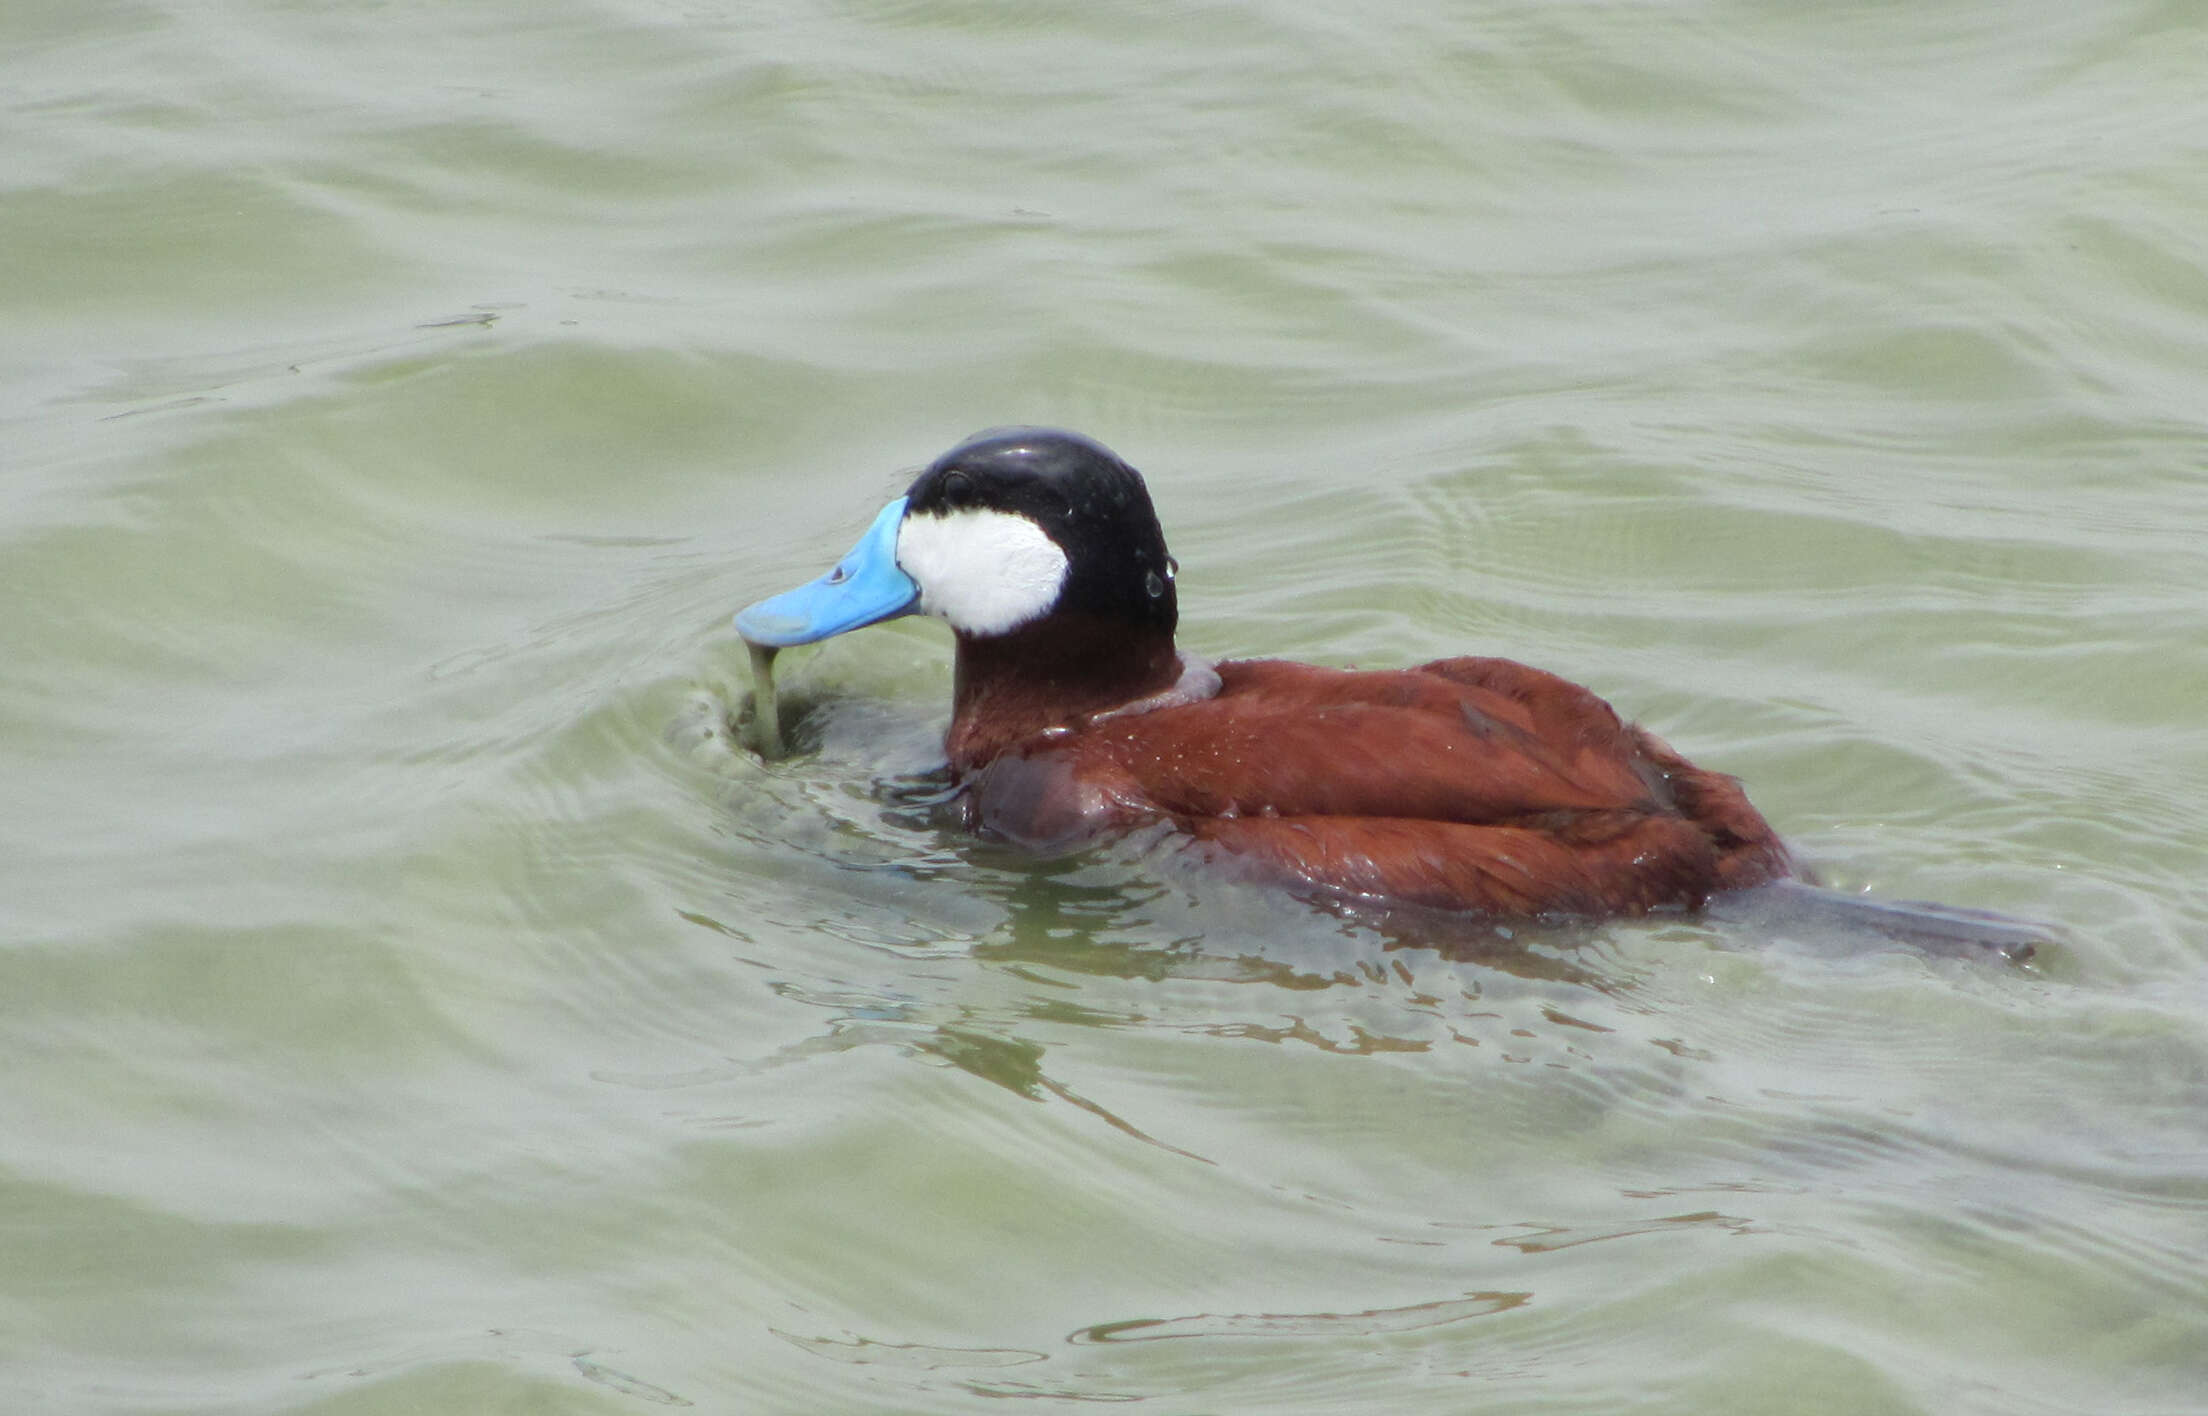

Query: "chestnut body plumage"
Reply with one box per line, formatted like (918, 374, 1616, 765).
(736, 428, 2039, 954)
(958, 656, 1791, 916)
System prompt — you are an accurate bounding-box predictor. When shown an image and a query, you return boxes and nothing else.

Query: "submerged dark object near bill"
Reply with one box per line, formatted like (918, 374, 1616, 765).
(742, 640, 785, 759)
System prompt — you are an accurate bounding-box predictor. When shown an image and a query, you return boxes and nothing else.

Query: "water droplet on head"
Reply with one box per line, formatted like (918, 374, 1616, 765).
(1144, 570, 1164, 598)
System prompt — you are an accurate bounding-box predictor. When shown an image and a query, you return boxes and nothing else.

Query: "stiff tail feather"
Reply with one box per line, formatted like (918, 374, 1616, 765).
(1707, 878, 2053, 964)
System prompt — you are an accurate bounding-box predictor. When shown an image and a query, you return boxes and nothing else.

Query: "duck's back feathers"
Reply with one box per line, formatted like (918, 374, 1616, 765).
(963, 655, 1793, 917)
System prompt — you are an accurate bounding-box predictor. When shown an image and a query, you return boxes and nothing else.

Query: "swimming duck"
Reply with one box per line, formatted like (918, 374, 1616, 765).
(736, 428, 2042, 953)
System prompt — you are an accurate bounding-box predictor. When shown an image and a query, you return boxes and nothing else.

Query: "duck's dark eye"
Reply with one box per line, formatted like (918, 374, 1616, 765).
(940, 469, 974, 505)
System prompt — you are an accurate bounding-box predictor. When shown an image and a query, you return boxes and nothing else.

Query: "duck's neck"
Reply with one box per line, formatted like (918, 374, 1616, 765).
(946, 616, 1183, 774)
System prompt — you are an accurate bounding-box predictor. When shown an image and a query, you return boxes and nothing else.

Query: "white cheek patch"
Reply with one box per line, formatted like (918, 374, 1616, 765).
(896, 508, 1070, 636)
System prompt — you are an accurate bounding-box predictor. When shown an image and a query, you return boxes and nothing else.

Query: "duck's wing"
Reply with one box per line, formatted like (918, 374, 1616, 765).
(1089, 656, 1676, 823)
(1180, 811, 1727, 916)
(1062, 655, 1791, 915)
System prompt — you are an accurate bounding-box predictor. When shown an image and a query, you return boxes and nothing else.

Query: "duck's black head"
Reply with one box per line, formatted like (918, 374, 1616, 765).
(735, 427, 1178, 647)
(900, 428, 1177, 639)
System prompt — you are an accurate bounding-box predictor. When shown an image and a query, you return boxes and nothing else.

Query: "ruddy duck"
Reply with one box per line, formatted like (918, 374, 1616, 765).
(737, 429, 2044, 958)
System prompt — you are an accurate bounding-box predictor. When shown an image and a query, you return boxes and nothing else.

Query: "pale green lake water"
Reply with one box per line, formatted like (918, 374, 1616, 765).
(6, 2, 2207, 1412)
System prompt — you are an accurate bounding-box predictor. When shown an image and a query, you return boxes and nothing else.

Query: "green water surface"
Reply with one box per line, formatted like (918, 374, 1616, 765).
(4, 1, 2205, 1412)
